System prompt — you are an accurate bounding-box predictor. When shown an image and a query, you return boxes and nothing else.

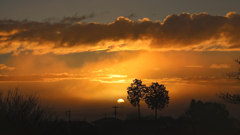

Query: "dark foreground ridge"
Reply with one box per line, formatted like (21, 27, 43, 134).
(1, 116, 240, 135)
(1, 87, 240, 134)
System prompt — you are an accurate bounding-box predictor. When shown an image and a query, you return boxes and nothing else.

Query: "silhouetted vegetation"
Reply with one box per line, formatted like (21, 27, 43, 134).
(145, 82, 169, 120)
(217, 92, 240, 104)
(0, 88, 56, 134)
(0, 88, 97, 135)
(225, 57, 240, 80)
(1, 87, 239, 135)
(178, 99, 239, 134)
(127, 79, 147, 120)
(180, 99, 229, 121)
(127, 79, 169, 120)
(217, 57, 240, 104)
(92, 99, 240, 135)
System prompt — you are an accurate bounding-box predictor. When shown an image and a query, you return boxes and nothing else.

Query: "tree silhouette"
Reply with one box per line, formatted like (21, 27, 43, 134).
(181, 99, 229, 121)
(217, 57, 240, 104)
(225, 58, 240, 80)
(178, 99, 234, 134)
(127, 79, 147, 120)
(144, 83, 169, 120)
(0, 88, 54, 134)
(217, 93, 240, 104)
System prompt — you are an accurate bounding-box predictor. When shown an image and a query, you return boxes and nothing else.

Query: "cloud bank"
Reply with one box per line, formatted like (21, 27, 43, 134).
(210, 64, 230, 69)
(0, 64, 15, 70)
(1, 12, 240, 55)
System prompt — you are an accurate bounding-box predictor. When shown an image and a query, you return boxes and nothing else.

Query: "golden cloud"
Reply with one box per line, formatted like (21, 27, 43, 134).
(0, 64, 16, 70)
(0, 73, 86, 82)
(0, 73, 129, 82)
(1, 12, 240, 55)
(185, 65, 203, 68)
(210, 64, 230, 68)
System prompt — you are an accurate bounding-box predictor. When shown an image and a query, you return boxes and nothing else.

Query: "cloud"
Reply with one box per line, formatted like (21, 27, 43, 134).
(60, 13, 95, 24)
(126, 13, 136, 18)
(143, 76, 240, 86)
(42, 13, 95, 24)
(0, 64, 15, 70)
(181, 76, 240, 86)
(0, 73, 86, 82)
(1, 12, 240, 55)
(210, 64, 230, 69)
(92, 69, 103, 73)
(142, 78, 185, 84)
(0, 73, 128, 82)
(107, 74, 127, 78)
(185, 65, 203, 68)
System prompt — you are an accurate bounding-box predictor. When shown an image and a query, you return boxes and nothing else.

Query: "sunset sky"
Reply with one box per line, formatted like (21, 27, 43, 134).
(1, 0, 240, 121)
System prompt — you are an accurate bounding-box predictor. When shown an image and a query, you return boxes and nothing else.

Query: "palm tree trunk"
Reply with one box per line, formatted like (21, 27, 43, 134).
(155, 108, 157, 120)
(138, 102, 140, 120)
(137, 102, 141, 135)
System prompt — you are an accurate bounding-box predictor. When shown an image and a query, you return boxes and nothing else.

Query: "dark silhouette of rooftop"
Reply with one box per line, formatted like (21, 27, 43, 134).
(91, 117, 123, 125)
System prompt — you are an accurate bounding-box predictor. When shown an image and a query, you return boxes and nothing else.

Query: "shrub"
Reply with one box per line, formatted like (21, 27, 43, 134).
(0, 88, 54, 134)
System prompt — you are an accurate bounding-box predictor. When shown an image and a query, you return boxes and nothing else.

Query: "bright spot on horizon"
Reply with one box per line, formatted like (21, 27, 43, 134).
(117, 99, 124, 103)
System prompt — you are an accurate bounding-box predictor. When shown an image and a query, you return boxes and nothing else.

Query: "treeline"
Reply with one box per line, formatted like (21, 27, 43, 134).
(0, 88, 240, 135)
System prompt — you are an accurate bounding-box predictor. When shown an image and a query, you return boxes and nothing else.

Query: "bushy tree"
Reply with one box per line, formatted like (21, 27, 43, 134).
(217, 93, 240, 104)
(182, 99, 229, 121)
(225, 58, 240, 80)
(0, 88, 54, 134)
(179, 99, 237, 134)
(127, 79, 147, 120)
(217, 57, 240, 104)
(144, 83, 169, 120)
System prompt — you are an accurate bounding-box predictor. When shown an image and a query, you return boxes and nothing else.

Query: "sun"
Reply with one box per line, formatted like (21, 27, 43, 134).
(117, 99, 124, 103)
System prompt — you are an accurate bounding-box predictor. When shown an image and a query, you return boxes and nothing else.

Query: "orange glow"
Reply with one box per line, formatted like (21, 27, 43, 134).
(1, 12, 240, 120)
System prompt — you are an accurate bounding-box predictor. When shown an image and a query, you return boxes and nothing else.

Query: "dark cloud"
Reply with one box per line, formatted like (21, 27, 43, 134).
(126, 13, 136, 18)
(1, 12, 240, 55)
(42, 13, 95, 24)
